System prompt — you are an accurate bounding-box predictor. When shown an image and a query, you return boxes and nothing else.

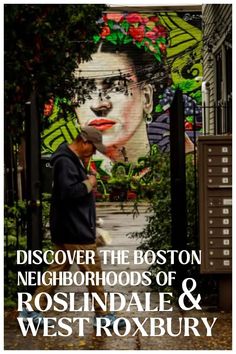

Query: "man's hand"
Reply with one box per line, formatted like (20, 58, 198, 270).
(88, 174, 97, 188)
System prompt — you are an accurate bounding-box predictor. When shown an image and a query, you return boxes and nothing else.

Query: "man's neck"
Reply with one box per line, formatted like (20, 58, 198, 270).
(68, 142, 81, 157)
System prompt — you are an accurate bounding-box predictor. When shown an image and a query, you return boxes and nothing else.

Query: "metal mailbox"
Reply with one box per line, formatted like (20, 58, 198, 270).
(198, 135, 232, 274)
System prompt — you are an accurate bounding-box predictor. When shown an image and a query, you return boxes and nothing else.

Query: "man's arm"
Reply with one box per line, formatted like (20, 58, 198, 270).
(53, 158, 97, 200)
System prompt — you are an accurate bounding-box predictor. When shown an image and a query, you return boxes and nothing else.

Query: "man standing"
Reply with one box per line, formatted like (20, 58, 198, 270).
(19, 126, 125, 329)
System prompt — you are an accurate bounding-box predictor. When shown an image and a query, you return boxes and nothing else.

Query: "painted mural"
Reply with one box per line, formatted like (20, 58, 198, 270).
(41, 12, 202, 179)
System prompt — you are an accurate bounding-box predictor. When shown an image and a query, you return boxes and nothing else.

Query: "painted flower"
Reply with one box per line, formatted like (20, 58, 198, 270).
(95, 13, 168, 62)
(145, 31, 158, 41)
(140, 16, 149, 24)
(146, 21, 156, 30)
(154, 25, 167, 38)
(148, 16, 159, 22)
(148, 44, 157, 53)
(43, 98, 54, 117)
(126, 13, 144, 24)
(100, 25, 111, 38)
(128, 25, 145, 42)
(159, 43, 167, 53)
(106, 13, 124, 22)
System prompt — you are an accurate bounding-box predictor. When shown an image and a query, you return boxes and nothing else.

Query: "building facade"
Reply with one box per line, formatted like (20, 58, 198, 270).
(202, 4, 232, 135)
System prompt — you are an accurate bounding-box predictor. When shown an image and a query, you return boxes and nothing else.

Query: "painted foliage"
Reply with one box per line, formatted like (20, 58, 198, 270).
(41, 11, 202, 177)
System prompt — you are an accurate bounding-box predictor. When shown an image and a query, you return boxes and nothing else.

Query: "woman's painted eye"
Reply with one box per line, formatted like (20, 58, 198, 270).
(109, 85, 121, 93)
(107, 80, 127, 94)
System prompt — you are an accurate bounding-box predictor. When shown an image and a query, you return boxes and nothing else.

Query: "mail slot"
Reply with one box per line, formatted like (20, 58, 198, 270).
(198, 135, 232, 274)
(207, 156, 232, 165)
(208, 217, 231, 227)
(208, 249, 231, 258)
(207, 145, 232, 155)
(208, 207, 232, 217)
(207, 176, 232, 186)
(207, 259, 231, 271)
(208, 197, 232, 207)
(207, 166, 232, 175)
(208, 227, 232, 237)
(208, 238, 232, 247)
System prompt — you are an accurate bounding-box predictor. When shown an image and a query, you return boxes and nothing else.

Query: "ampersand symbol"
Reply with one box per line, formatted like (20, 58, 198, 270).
(178, 278, 201, 310)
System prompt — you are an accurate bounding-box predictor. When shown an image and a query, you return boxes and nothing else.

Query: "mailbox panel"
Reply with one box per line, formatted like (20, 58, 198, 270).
(198, 136, 232, 274)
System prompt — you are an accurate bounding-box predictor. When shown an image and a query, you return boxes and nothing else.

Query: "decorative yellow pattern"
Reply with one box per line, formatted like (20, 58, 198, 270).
(41, 118, 80, 155)
(159, 12, 202, 89)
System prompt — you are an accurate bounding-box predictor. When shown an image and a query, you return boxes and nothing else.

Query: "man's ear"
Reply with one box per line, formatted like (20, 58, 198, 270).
(142, 83, 153, 114)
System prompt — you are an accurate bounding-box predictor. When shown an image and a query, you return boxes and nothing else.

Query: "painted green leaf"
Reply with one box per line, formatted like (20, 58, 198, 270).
(117, 31, 124, 42)
(106, 33, 118, 45)
(135, 41, 142, 48)
(154, 52, 161, 62)
(123, 36, 133, 44)
(190, 90, 202, 104)
(120, 20, 129, 32)
(158, 37, 166, 44)
(174, 79, 198, 92)
(186, 116, 194, 123)
(155, 104, 163, 113)
(107, 19, 114, 29)
(154, 45, 161, 56)
(93, 34, 100, 44)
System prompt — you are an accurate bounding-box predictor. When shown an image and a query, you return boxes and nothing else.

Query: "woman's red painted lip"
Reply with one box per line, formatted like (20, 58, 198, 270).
(88, 119, 116, 131)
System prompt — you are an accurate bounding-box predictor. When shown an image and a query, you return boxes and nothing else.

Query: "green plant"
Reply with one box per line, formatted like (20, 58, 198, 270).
(4, 194, 53, 308)
(129, 146, 171, 268)
(129, 148, 217, 303)
(4, 201, 27, 307)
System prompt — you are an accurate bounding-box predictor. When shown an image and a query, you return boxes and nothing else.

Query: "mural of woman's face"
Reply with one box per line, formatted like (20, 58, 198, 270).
(74, 51, 152, 151)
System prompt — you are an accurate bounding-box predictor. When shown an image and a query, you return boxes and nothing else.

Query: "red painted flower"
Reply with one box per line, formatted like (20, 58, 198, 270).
(185, 122, 193, 130)
(145, 31, 158, 41)
(141, 16, 149, 24)
(148, 16, 159, 23)
(95, 13, 168, 62)
(128, 25, 145, 42)
(159, 43, 167, 53)
(100, 26, 111, 38)
(154, 25, 167, 38)
(43, 98, 54, 117)
(126, 13, 144, 24)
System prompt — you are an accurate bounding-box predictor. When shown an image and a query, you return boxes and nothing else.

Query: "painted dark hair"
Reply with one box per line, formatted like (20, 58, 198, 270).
(98, 41, 169, 101)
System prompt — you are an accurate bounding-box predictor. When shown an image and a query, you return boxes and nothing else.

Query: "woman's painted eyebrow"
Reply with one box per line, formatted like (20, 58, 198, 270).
(79, 72, 133, 81)
(102, 76, 134, 85)
(104, 75, 122, 81)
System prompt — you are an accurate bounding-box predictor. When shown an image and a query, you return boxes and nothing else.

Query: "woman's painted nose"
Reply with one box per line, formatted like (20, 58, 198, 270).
(90, 98, 112, 116)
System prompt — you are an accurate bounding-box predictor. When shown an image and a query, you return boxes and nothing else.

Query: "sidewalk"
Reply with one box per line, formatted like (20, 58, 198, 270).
(4, 203, 232, 350)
